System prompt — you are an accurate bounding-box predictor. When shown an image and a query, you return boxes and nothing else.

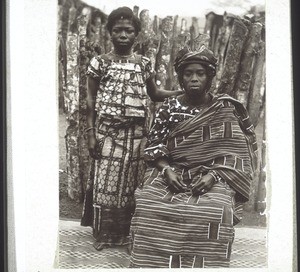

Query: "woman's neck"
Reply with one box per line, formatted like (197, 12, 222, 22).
(182, 93, 212, 108)
(112, 48, 133, 58)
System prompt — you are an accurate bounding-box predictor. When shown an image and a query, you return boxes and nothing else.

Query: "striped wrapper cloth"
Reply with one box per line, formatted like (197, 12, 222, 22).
(130, 177, 236, 268)
(129, 94, 258, 268)
(168, 95, 258, 201)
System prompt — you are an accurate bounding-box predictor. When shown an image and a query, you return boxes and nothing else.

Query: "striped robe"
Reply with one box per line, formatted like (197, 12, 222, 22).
(129, 94, 258, 268)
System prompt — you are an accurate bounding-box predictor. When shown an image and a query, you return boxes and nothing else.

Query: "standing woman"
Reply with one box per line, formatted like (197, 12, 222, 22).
(81, 7, 180, 251)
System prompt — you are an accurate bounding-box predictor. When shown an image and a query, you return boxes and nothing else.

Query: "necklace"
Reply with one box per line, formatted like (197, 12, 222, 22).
(110, 51, 134, 59)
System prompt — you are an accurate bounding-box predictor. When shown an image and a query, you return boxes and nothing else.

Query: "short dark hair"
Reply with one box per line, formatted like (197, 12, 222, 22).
(106, 6, 141, 35)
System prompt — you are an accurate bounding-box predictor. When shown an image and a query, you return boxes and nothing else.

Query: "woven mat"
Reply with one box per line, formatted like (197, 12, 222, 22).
(57, 220, 267, 269)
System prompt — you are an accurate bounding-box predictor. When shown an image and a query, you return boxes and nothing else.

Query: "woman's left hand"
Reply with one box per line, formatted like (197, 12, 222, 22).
(190, 174, 215, 195)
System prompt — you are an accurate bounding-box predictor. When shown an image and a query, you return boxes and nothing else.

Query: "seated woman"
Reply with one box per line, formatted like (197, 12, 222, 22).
(129, 45, 258, 268)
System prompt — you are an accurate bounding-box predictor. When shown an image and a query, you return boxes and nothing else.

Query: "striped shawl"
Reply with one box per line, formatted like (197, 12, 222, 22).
(145, 94, 258, 202)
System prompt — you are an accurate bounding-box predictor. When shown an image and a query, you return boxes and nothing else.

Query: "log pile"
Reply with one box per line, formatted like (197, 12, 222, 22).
(58, 0, 265, 212)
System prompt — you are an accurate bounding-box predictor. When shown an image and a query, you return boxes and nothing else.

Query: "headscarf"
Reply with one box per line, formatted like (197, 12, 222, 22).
(174, 45, 218, 76)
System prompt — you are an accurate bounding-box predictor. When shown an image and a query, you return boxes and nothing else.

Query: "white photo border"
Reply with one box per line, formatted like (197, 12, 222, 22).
(8, 0, 296, 271)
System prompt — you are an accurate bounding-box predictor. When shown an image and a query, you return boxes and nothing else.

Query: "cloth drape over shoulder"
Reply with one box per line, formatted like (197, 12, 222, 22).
(144, 94, 258, 202)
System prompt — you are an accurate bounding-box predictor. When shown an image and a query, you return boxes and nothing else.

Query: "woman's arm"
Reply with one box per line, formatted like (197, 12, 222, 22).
(190, 173, 218, 195)
(86, 76, 99, 158)
(153, 157, 186, 193)
(144, 99, 186, 192)
(146, 77, 182, 102)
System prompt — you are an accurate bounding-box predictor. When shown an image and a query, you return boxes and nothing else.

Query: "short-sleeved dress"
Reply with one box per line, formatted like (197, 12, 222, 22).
(81, 52, 154, 249)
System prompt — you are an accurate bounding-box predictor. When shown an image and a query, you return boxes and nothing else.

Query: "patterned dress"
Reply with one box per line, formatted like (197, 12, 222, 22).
(81, 52, 154, 249)
(130, 94, 258, 268)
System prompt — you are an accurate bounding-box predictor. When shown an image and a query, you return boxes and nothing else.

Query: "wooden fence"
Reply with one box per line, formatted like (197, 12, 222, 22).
(58, 0, 266, 212)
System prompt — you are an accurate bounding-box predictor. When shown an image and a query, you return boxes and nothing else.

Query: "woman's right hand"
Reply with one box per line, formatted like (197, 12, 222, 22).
(88, 134, 97, 159)
(164, 168, 187, 193)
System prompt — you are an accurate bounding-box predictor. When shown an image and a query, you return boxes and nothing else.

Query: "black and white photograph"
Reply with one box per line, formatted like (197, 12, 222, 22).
(7, 0, 296, 271)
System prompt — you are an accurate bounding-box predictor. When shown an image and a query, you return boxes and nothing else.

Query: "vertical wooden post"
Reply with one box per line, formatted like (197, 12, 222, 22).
(211, 14, 223, 54)
(215, 13, 233, 86)
(65, 3, 81, 201)
(166, 15, 179, 90)
(58, 3, 64, 37)
(204, 12, 216, 51)
(58, 2, 68, 112)
(155, 16, 173, 89)
(180, 18, 187, 34)
(135, 9, 159, 127)
(234, 21, 263, 107)
(87, 11, 104, 54)
(103, 26, 112, 53)
(64, 5, 92, 202)
(133, 5, 139, 17)
(60, 0, 72, 47)
(217, 16, 248, 96)
(169, 18, 190, 91)
(95, 15, 104, 54)
(204, 12, 215, 35)
(77, 7, 92, 199)
(88, 11, 104, 55)
(139, 9, 151, 31)
(153, 15, 159, 35)
(255, 109, 266, 213)
(190, 17, 200, 45)
(247, 24, 265, 127)
(137, 9, 159, 68)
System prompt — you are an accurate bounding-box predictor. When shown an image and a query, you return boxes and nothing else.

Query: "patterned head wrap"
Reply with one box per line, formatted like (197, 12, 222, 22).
(174, 45, 218, 76)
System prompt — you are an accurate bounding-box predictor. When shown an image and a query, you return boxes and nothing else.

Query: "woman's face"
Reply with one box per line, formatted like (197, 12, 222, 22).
(182, 63, 209, 98)
(111, 19, 136, 53)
